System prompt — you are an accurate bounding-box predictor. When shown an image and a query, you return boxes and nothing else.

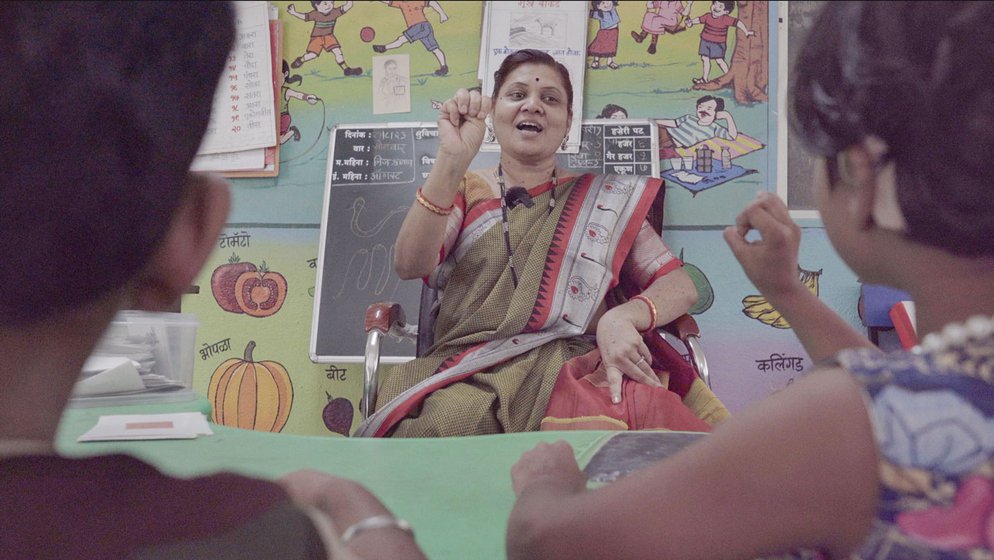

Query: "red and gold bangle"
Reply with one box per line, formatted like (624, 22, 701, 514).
(631, 294, 657, 334)
(415, 187, 453, 216)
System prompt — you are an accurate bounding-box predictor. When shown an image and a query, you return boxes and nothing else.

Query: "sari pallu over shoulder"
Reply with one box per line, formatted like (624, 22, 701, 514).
(355, 174, 679, 438)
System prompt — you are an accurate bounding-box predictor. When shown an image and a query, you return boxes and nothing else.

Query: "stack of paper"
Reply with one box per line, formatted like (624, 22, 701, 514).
(192, 1, 282, 177)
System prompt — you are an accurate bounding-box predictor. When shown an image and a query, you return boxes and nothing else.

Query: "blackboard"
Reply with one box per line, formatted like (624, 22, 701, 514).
(310, 119, 659, 363)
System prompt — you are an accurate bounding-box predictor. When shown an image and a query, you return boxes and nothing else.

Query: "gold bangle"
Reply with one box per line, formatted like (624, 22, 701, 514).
(631, 294, 657, 334)
(415, 188, 453, 216)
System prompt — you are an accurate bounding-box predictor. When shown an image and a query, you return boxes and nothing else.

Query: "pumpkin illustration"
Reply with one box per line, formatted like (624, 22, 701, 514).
(208, 341, 293, 432)
(233, 261, 288, 318)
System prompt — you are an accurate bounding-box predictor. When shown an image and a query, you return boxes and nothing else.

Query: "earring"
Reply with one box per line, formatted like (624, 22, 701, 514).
(561, 135, 569, 151)
(485, 116, 496, 143)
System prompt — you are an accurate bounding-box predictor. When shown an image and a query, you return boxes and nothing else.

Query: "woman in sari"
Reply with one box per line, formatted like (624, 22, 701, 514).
(355, 49, 727, 438)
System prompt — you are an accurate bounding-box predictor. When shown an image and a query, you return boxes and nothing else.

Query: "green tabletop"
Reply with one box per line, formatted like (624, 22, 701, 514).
(56, 401, 610, 560)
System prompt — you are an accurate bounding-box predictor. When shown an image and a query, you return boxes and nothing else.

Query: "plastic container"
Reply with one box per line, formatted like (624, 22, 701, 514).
(70, 311, 199, 408)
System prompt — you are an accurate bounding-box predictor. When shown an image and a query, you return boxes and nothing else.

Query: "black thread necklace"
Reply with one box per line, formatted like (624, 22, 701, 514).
(496, 163, 558, 288)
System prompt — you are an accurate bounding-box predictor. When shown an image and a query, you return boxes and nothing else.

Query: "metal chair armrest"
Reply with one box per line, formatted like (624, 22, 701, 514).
(659, 314, 710, 388)
(659, 313, 700, 340)
(362, 302, 416, 420)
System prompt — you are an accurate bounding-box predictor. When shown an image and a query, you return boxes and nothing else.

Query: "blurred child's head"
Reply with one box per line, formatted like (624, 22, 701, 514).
(791, 1, 994, 257)
(0, 1, 235, 324)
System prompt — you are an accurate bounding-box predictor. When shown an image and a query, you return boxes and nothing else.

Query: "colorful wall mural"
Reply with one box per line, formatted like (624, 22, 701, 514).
(183, 1, 865, 436)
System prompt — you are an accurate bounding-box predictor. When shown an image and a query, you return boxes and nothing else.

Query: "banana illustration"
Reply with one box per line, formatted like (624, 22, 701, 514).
(741, 267, 822, 329)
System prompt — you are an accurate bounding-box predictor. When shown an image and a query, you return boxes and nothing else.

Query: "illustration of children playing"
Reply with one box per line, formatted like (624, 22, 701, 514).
(631, 1, 690, 55)
(587, 0, 620, 69)
(279, 60, 321, 144)
(656, 95, 738, 168)
(372, 1, 450, 77)
(685, 0, 755, 84)
(287, 1, 363, 76)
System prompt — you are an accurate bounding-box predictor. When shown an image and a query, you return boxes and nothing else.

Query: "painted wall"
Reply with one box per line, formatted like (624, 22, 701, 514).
(185, 1, 866, 436)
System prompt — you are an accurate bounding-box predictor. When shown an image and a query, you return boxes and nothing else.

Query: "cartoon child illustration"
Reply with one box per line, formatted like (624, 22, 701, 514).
(287, 1, 363, 77)
(587, 0, 620, 69)
(631, 1, 690, 55)
(656, 95, 739, 168)
(279, 60, 321, 144)
(685, 0, 755, 84)
(372, 1, 450, 77)
(597, 103, 629, 119)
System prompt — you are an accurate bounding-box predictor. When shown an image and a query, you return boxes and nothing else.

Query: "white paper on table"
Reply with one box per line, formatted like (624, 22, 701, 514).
(77, 412, 214, 442)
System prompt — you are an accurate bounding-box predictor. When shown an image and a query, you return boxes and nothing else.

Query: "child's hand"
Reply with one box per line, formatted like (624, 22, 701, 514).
(511, 441, 586, 497)
(723, 192, 804, 299)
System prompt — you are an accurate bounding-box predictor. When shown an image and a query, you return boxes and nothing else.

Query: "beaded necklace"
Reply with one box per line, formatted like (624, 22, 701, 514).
(495, 163, 558, 288)
(914, 314, 994, 353)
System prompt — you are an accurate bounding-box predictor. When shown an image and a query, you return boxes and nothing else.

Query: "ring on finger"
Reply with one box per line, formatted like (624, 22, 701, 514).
(635, 356, 646, 366)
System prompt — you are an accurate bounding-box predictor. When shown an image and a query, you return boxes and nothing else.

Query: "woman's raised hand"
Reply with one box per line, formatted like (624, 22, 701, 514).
(437, 88, 492, 164)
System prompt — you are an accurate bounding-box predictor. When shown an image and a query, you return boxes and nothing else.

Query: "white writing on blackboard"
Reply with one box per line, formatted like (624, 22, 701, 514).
(370, 170, 406, 181)
(374, 130, 408, 140)
(375, 143, 408, 153)
(372, 155, 414, 167)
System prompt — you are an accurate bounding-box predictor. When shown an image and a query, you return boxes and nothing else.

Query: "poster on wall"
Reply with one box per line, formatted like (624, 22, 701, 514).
(776, 0, 824, 219)
(479, 0, 588, 153)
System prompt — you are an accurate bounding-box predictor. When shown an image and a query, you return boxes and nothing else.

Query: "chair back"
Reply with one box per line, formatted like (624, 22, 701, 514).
(417, 285, 439, 357)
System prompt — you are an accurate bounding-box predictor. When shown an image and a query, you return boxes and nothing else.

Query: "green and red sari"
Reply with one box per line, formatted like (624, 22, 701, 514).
(354, 173, 727, 438)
